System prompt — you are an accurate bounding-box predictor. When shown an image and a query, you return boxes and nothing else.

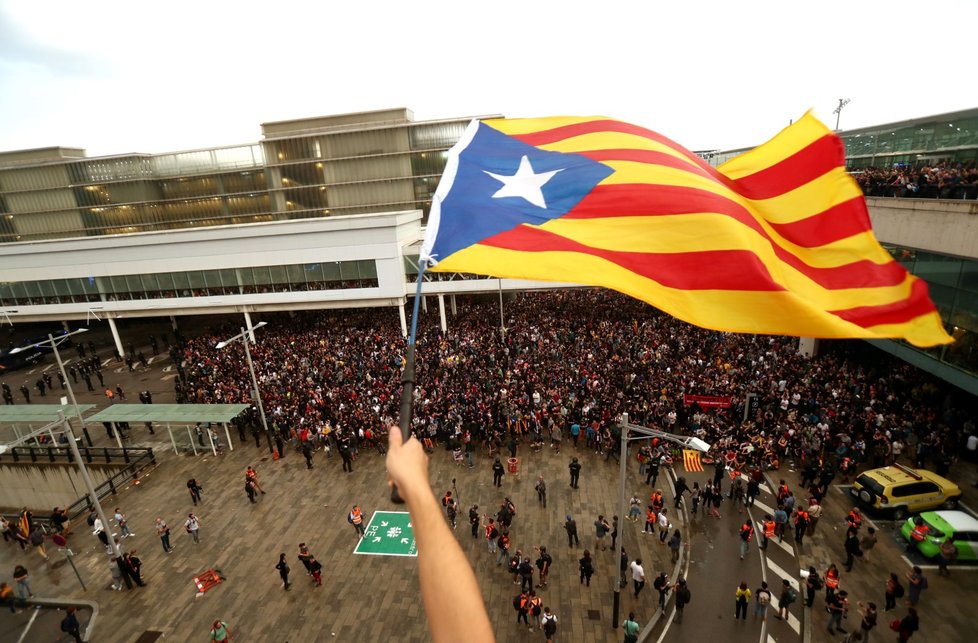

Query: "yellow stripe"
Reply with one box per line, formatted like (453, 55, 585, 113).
(537, 216, 917, 311)
(485, 116, 606, 136)
(538, 132, 701, 171)
(543, 216, 889, 268)
(867, 312, 950, 348)
(746, 168, 865, 224)
(718, 111, 827, 180)
(433, 245, 902, 340)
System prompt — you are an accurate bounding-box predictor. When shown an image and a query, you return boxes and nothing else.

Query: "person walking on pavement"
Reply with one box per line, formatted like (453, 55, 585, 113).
(348, 505, 366, 539)
(674, 577, 691, 623)
(245, 477, 259, 503)
(844, 529, 863, 572)
(535, 475, 547, 507)
(569, 456, 582, 489)
(653, 571, 671, 609)
(754, 581, 772, 621)
(275, 553, 290, 590)
(734, 581, 751, 620)
(593, 515, 610, 551)
(578, 549, 594, 586)
(185, 513, 201, 544)
(826, 589, 849, 634)
(12, 565, 32, 600)
(20, 384, 30, 403)
(492, 458, 504, 487)
(622, 612, 640, 643)
(630, 558, 646, 598)
(60, 606, 83, 643)
(210, 619, 233, 642)
(668, 529, 682, 563)
(245, 467, 265, 495)
(124, 551, 146, 586)
(739, 519, 754, 560)
(156, 518, 173, 553)
(187, 478, 203, 505)
(114, 508, 134, 538)
(469, 505, 481, 539)
(673, 476, 690, 508)
(804, 566, 821, 607)
(564, 515, 579, 547)
(535, 546, 552, 588)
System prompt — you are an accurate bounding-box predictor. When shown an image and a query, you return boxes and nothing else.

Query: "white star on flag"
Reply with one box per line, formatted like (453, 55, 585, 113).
(484, 155, 562, 209)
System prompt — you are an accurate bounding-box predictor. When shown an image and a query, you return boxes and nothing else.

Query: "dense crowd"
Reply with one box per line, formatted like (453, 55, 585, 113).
(855, 162, 978, 200)
(176, 289, 976, 478)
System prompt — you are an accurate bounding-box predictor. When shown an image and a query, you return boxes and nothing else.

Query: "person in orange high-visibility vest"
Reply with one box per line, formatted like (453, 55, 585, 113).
(761, 515, 776, 550)
(846, 508, 862, 534)
(739, 520, 754, 560)
(644, 507, 657, 535)
(794, 509, 809, 545)
(907, 517, 930, 553)
(348, 505, 365, 539)
(824, 563, 840, 601)
(650, 491, 664, 514)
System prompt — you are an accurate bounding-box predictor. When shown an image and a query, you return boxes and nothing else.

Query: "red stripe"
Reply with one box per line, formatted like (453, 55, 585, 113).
(510, 119, 719, 177)
(479, 225, 785, 291)
(580, 148, 717, 181)
(829, 278, 940, 329)
(565, 184, 905, 289)
(769, 198, 872, 248)
(729, 135, 845, 199)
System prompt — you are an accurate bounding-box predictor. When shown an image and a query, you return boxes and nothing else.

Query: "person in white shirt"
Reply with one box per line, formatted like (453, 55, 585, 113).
(630, 558, 646, 597)
(185, 514, 201, 544)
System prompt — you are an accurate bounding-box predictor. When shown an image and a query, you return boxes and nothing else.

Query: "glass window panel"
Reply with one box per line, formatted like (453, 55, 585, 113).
(268, 266, 288, 289)
(38, 280, 57, 298)
(187, 271, 206, 288)
(235, 267, 255, 286)
(286, 264, 305, 284)
(340, 261, 360, 281)
(959, 260, 978, 293)
(915, 253, 962, 287)
(109, 276, 128, 293)
(252, 266, 272, 285)
(950, 289, 978, 333)
(302, 263, 324, 282)
(141, 274, 160, 292)
(323, 262, 341, 281)
(172, 272, 190, 290)
(359, 260, 377, 279)
(217, 269, 237, 289)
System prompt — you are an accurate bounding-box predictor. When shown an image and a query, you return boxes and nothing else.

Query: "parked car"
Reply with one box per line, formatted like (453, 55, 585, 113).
(900, 510, 978, 560)
(850, 463, 961, 519)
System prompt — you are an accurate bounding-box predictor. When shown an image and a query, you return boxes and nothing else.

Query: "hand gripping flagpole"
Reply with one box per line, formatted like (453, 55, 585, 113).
(391, 259, 428, 504)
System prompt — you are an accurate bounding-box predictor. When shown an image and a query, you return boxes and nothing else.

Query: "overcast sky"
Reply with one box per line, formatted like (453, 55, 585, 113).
(1, 0, 975, 158)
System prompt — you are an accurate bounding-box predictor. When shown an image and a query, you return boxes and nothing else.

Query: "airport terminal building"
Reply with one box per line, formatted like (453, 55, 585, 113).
(1, 107, 976, 393)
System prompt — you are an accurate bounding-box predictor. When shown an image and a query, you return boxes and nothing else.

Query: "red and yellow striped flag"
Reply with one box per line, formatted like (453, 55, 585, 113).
(421, 114, 951, 347)
(682, 449, 704, 473)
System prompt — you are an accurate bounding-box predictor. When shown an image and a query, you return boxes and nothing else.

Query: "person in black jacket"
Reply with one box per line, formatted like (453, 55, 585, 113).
(276, 553, 290, 590)
(492, 458, 505, 487)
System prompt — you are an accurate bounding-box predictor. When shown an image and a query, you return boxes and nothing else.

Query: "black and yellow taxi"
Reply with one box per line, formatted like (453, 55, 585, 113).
(850, 462, 961, 520)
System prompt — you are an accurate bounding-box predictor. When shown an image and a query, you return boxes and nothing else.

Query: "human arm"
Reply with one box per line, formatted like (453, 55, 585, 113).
(386, 427, 494, 643)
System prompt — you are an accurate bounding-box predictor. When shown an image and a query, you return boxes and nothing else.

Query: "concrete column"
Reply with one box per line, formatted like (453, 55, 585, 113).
(398, 304, 408, 337)
(244, 311, 255, 343)
(107, 318, 124, 358)
(170, 315, 178, 332)
(62, 320, 70, 332)
(450, 294, 457, 316)
(438, 294, 447, 334)
(798, 337, 819, 357)
(421, 295, 428, 313)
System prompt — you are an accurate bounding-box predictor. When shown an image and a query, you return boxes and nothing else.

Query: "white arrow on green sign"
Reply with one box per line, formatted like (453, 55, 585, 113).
(353, 511, 417, 557)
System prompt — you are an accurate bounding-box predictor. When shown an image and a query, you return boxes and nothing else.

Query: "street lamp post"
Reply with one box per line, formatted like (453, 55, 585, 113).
(216, 322, 273, 454)
(10, 328, 94, 447)
(611, 412, 711, 629)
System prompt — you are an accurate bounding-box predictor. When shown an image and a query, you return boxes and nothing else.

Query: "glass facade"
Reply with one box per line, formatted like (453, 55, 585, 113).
(883, 244, 978, 375)
(841, 110, 978, 169)
(0, 260, 378, 306)
(0, 113, 474, 243)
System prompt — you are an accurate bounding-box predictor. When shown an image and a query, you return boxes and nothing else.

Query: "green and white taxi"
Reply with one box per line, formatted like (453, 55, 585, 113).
(900, 510, 978, 560)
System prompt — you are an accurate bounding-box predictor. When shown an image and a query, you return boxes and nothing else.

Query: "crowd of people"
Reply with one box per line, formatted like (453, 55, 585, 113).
(176, 289, 975, 491)
(854, 162, 978, 200)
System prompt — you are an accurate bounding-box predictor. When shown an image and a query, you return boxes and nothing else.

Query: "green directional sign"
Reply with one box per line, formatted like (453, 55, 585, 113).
(353, 511, 417, 557)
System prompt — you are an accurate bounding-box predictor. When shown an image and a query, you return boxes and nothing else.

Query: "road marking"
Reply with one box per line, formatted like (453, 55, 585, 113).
(738, 473, 772, 495)
(754, 529, 794, 557)
(765, 556, 799, 592)
(654, 606, 677, 643)
(753, 498, 776, 516)
(102, 358, 112, 367)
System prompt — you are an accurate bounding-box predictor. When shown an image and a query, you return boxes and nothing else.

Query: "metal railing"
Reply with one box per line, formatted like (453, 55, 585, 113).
(1, 446, 156, 524)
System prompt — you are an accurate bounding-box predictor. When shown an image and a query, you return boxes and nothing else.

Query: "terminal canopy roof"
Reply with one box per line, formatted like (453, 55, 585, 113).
(0, 404, 96, 423)
(85, 404, 249, 424)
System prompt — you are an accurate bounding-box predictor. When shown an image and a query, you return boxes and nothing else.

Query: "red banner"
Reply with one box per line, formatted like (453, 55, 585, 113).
(683, 394, 733, 408)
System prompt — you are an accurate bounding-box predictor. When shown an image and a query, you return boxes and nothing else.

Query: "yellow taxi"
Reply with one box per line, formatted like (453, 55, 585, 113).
(850, 463, 961, 520)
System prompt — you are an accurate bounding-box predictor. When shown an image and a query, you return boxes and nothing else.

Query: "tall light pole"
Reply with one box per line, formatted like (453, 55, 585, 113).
(10, 328, 94, 447)
(611, 413, 711, 629)
(834, 98, 851, 131)
(216, 322, 273, 454)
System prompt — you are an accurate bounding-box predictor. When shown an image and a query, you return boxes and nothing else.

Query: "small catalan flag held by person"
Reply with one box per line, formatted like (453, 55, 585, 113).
(683, 449, 704, 473)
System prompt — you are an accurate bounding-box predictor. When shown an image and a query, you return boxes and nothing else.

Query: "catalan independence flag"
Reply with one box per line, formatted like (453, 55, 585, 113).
(420, 114, 952, 347)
